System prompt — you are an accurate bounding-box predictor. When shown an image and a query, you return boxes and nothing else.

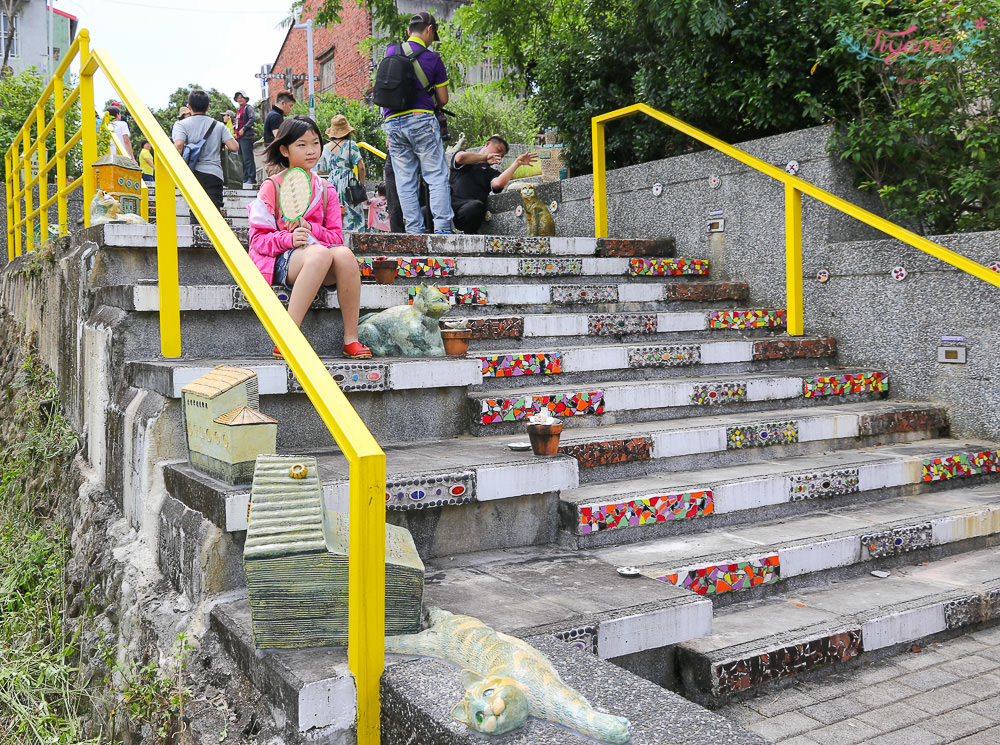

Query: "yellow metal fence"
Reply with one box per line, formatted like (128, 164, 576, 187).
(591, 103, 1000, 335)
(4, 30, 386, 744)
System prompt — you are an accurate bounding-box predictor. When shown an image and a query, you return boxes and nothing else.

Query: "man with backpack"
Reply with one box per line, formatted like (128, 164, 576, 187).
(173, 89, 239, 212)
(373, 11, 454, 234)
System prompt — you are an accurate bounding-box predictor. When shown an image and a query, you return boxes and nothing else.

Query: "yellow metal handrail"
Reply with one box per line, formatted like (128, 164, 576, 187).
(591, 103, 1000, 335)
(358, 141, 386, 160)
(4, 30, 386, 744)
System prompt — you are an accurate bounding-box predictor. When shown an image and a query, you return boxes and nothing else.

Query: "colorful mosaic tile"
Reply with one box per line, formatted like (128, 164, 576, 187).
(480, 353, 562, 378)
(194, 225, 249, 247)
(665, 282, 749, 302)
(479, 391, 604, 424)
(358, 256, 455, 278)
(709, 309, 786, 329)
(552, 284, 618, 304)
(628, 345, 701, 367)
(861, 523, 933, 558)
(691, 382, 747, 406)
(232, 285, 327, 310)
(804, 372, 888, 398)
(351, 233, 427, 254)
(579, 491, 714, 534)
(409, 286, 486, 306)
(588, 314, 657, 336)
(287, 363, 390, 393)
(385, 471, 476, 511)
(753, 338, 836, 360)
(466, 317, 524, 339)
(789, 468, 860, 501)
(596, 238, 675, 257)
(944, 595, 984, 630)
(559, 437, 651, 469)
(554, 626, 597, 655)
(518, 258, 582, 277)
(922, 451, 1000, 481)
(658, 556, 780, 595)
(485, 236, 551, 254)
(858, 408, 946, 436)
(713, 630, 861, 695)
(629, 258, 709, 276)
(726, 421, 798, 450)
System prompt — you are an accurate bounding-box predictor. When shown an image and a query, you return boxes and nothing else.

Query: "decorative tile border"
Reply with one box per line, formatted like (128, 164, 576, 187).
(596, 237, 675, 257)
(858, 408, 946, 437)
(628, 344, 701, 367)
(518, 258, 582, 277)
(710, 309, 786, 329)
(804, 372, 888, 398)
(665, 282, 748, 302)
(479, 391, 604, 424)
(659, 556, 780, 595)
(287, 363, 390, 393)
(753, 338, 836, 360)
(691, 382, 747, 406)
(629, 258, 709, 276)
(789, 468, 860, 501)
(480, 353, 562, 378)
(944, 596, 983, 630)
(552, 284, 618, 304)
(358, 257, 455, 278)
(588, 313, 656, 336)
(351, 233, 427, 254)
(409, 286, 486, 305)
(713, 630, 861, 695)
(385, 471, 476, 511)
(485, 236, 551, 254)
(923, 451, 1000, 481)
(232, 285, 328, 310)
(861, 523, 933, 558)
(554, 625, 598, 655)
(194, 225, 249, 247)
(726, 421, 798, 450)
(579, 490, 713, 534)
(559, 437, 651, 469)
(465, 317, 524, 339)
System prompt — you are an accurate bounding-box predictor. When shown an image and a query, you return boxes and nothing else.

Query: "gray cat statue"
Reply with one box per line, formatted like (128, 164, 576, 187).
(357, 284, 451, 356)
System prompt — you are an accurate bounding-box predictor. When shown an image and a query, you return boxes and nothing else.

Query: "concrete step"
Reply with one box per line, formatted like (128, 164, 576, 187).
(560, 438, 1000, 548)
(589, 483, 1000, 608)
(470, 367, 889, 435)
(674, 544, 1000, 706)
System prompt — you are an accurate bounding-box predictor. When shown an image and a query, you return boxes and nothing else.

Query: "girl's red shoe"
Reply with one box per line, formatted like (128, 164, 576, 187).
(272, 345, 284, 360)
(343, 341, 372, 359)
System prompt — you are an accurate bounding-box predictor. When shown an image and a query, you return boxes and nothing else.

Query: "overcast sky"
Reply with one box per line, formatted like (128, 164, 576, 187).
(54, 0, 291, 110)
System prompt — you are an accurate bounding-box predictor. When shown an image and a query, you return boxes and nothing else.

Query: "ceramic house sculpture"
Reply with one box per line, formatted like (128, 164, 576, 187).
(181, 365, 276, 485)
(244, 454, 424, 649)
(92, 153, 143, 214)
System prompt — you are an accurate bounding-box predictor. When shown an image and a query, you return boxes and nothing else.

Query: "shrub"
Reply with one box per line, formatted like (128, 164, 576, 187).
(446, 84, 540, 148)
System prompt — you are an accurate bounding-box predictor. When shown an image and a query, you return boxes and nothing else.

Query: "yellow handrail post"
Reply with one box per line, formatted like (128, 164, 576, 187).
(154, 161, 182, 358)
(54, 75, 68, 234)
(23, 131, 34, 253)
(785, 183, 804, 336)
(37, 104, 49, 244)
(11, 136, 22, 257)
(5, 151, 13, 260)
(592, 119, 608, 239)
(79, 31, 97, 227)
(139, 180, 149, 222)
(348, 453, 387, 745)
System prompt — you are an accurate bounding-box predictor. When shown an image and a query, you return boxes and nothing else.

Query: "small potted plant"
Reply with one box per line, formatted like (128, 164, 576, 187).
(372, 255, 398, 285)
(526, 412, 563, 456)
(439, 319, 471, 357)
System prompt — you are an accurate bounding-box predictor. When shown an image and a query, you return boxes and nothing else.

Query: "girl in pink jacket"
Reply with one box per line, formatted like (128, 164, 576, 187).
(248, 115, 371, 360)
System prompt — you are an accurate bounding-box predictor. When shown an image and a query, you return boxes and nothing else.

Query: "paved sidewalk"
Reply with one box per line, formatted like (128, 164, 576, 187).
(717, 624, 1000, 745)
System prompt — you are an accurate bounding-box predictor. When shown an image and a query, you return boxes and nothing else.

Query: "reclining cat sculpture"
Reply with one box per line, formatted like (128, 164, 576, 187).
(357, 283, 451, 357)
(385, 607, 632, 743)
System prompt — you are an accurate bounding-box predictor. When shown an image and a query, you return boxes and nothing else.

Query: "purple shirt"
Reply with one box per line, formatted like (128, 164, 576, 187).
(381, 36, 448, 119)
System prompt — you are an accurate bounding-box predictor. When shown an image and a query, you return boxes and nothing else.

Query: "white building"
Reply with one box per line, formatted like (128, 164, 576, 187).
(1, 0, 79, 78)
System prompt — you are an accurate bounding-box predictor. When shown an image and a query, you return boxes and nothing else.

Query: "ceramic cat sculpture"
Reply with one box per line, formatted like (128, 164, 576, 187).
(357, 283, 451, 356)
(520, 184, 555, 237)
(386, 607, 632, 743)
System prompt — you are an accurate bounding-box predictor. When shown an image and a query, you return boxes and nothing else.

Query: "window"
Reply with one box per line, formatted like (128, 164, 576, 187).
(293, 82, 304, 101)
(320, 53, 335, 93)
(1, 12, 19, 59)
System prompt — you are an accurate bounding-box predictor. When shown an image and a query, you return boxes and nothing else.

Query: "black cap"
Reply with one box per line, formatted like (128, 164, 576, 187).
(409, 11, 439, 41)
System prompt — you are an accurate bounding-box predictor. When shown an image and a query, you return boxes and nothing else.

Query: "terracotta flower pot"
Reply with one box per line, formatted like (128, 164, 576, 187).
(526, 422, 563, 456)
(373, 259, 397, 285)
(440, 328, 471, 357)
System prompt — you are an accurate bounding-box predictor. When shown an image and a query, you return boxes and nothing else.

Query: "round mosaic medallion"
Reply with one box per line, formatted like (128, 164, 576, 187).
(515, 205, 523, 217)
(785, 160, 800, 175)
(817, 269, 830, 283)
(989, 261, 1000, 273)
(549, 200, 558, 213)
(891, 265, 907, 281)
(652, 183, 663, 197)
(708, 175, 721, 189)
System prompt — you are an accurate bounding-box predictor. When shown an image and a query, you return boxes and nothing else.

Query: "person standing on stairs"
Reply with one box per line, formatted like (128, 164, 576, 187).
(173, 89, 239, 213)
(317, 114, 367, 235)
(234, 90, 258, 188)
(247, 115, 372, 361)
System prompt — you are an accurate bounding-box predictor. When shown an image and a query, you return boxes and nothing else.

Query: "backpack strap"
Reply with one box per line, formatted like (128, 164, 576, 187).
(403, 41, 433, 94)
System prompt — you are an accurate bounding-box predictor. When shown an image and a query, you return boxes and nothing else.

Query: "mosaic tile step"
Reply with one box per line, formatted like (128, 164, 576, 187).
(354, 256, 714, 279)
(676, 546, 1000, 702)
(347, 232, 681, 258)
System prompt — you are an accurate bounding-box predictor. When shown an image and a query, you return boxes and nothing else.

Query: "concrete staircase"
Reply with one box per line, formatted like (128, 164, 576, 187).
(117, 188, 1000, 741)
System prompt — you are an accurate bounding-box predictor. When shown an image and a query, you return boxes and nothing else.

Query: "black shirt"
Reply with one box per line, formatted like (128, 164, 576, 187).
(450, 150, 502, 202)
(263, 106, 284, 145)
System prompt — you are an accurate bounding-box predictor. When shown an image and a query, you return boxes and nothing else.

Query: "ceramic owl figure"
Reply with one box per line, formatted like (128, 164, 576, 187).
(357, 284, 451, 356)
(520, 185, 555, 237)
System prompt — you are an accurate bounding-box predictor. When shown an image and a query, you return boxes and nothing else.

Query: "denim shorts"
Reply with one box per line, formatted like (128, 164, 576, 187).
(273, 248, 337, 291)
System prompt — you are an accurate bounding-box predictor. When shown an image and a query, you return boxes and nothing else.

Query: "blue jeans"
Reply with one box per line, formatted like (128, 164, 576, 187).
(382, 112, 453, 233)
(238, 137, 256, 183)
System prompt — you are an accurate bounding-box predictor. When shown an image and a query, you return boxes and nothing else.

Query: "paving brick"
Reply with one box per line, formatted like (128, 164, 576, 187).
(967, 626, 1000, 645)
(799, 696, 871, 725)
(866, 724, 945, 745)
(855, 701, 931, 733)
(965, 698, 1000, 724)
(750, 690, 821, 717)
(894, 650, 951, 671)
(937, 654, 997, 678)
(748, 711, 821, 741)
(843, 679, 921, 708)
(950, 672, 1000, 700)
(895, 666, 961, 692)
(779, 737, 820, 745)
(920, 708, 994, 739)
(907, 684, 977, 715)
(952, 725, 1000, 745)
(807, 718, 883, 745)
(716, 702, 767, 726)
(937, 636, 991, 656)
(975, 646, 1000, 663)
(849, 663, 904, 686)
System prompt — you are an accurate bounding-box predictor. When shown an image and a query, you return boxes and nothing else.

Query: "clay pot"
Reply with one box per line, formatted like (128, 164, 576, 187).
(373, 259, 398, 285)
(526, 422, 563, 456)
(440, 328, 471, 357)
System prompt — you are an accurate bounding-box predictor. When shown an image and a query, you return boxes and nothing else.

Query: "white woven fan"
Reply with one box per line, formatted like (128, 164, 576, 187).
(278, 167, 312, 225)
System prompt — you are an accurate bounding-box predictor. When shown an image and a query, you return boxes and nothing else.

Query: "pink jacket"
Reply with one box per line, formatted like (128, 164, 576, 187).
(247, 170, 344, 285)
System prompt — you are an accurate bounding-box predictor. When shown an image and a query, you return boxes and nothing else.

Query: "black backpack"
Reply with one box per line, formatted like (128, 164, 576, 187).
(373, 41, 431, 110)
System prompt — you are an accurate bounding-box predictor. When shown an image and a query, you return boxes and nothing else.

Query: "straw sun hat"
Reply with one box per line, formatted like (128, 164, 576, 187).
(325, 115, 357, 139)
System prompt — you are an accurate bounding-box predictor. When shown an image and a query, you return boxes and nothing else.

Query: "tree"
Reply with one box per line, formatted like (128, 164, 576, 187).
(149, 85, 238, 139)
(1, 0, 25, 74)
(1, 67, 82, 176)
